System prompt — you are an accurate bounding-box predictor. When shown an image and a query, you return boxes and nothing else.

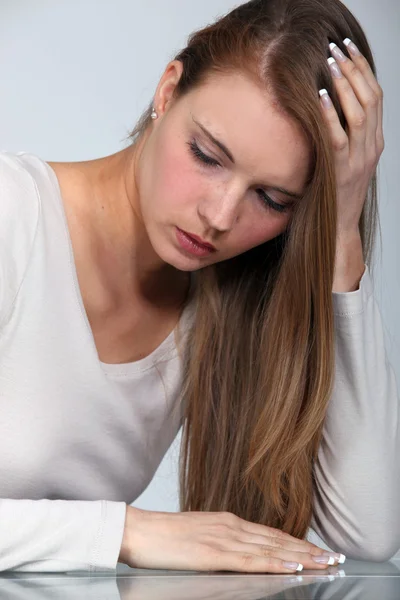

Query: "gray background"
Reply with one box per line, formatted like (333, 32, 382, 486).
(1, 0, 399, 560)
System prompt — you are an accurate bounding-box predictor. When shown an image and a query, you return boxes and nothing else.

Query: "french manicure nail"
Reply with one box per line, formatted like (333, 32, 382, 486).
(343, 37, 361, 56)
(327, 57, 342, 78)
(322, 551, 346, 564)
(319, 88, 333, 109)
(283, 562, 304, 571)
(329, 42, 347, 62)
(313, 555, 336, 565)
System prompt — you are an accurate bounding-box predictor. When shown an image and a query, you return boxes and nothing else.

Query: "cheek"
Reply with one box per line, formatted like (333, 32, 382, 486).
(233, 224, 278, 255)
(151, 139, 202, 216)
(233, 203, 288, 255)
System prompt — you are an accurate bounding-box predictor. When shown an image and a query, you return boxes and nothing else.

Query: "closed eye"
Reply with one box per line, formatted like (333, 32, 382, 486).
(187, 139, 290, 214)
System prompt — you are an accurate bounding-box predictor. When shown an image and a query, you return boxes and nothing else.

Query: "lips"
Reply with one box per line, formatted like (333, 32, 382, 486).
(180, 229, 216, 251)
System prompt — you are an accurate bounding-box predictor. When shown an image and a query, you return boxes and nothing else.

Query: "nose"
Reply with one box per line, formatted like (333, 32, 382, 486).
(197, 184, 243, 233)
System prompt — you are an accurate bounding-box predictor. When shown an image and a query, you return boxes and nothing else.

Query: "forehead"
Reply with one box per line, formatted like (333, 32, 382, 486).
(185, 71, 311, 189)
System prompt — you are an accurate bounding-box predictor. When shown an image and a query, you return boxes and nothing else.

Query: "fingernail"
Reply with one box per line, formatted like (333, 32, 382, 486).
(283, 562, 304, 571)
(327, 57, 342, 78)
(322, 551, 346, 564)
(319, 88, 333, 109)
(329, 42, 347, 62)
(343, 37, 361, 56)
(313, 555, 336, 565)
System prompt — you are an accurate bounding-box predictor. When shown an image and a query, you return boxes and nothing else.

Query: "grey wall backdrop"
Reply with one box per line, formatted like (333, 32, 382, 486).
(1, 0, 399, 560)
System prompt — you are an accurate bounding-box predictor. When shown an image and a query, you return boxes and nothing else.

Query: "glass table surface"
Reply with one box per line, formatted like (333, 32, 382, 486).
(0, 558, 399, 599)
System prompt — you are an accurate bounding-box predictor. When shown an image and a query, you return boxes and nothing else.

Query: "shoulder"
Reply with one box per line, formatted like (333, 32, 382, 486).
(0, 151, 41, 223)
(0, 151, 41, 328)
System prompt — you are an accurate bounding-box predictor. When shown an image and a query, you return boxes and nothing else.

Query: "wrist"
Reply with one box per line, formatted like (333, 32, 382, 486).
(118, 505, 139, 565)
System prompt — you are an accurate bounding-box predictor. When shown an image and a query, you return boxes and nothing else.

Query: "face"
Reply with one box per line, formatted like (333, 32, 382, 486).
(134, 62, 312, 272)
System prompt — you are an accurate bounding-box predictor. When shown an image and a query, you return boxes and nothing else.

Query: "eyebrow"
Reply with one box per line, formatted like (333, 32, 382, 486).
(191, 115, 304, 200)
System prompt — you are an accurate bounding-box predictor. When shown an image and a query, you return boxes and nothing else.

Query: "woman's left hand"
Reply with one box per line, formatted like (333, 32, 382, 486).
(319, 38, 385, 237)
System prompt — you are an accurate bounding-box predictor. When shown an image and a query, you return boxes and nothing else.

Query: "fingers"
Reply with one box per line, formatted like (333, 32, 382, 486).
(212, 548, 337, 574)
(323, 39, 383, 165)
(237, 530, 330, 556)
(343, 38, 384, 145)
(200, 512, 345, 574)
(213, 549, 305, 573)
(328, 57, 369, 156)
(233, 518, 344, 569)
(223, 540, 337, 571)
(238, 520, 326, 553)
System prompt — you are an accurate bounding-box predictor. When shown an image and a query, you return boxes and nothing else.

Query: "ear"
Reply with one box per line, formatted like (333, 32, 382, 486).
(153, 60, 184, 117)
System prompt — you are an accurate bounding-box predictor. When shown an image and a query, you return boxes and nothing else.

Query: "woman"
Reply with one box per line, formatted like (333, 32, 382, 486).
(0, 0, 398, 574)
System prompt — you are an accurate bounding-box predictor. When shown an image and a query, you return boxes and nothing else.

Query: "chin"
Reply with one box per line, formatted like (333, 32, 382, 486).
(151, 223, 215, 272)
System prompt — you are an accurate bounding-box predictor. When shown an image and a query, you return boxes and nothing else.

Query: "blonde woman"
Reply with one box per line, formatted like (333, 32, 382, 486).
(0, 0, 398, 574)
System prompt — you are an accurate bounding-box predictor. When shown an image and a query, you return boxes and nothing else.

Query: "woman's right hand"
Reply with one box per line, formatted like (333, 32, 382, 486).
(118, 506, 344, 573)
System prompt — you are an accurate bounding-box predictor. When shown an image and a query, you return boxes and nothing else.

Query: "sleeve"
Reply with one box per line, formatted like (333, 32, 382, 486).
(0, 498, 127, 572)
(309, 263, 400, 562)
(0, 152, 40, 330)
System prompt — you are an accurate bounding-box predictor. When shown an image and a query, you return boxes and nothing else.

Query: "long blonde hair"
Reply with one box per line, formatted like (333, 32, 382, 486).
(126, 0, 381, 539)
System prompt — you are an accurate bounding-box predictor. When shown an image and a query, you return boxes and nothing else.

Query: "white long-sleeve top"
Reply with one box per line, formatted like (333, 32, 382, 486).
(0, 151, 399, 573)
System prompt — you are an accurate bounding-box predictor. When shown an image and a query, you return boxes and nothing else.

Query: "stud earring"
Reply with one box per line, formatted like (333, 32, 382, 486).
(151, 107, 158, 120)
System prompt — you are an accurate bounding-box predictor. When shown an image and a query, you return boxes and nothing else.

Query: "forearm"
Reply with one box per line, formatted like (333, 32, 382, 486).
(312, 265, 400, 561)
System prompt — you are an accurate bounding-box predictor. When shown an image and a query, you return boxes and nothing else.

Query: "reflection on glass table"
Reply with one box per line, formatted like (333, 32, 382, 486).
(0, 558, 399, 599)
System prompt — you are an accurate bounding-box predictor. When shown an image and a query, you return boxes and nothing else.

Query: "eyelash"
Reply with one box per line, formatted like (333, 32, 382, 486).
(187, 139, 289, 214)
